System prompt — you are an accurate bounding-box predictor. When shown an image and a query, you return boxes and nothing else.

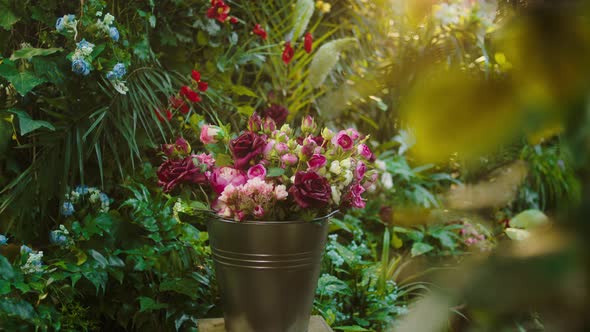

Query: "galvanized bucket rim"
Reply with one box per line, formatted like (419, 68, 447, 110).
(210, 209, 339, 225)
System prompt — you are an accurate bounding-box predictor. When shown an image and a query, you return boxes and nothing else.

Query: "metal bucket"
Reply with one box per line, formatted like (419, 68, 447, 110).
(207, 217, 330, 332)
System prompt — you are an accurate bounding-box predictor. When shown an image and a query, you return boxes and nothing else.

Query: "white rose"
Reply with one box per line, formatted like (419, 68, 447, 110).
(340, 158, 352, 169)
(343, 170, 353, 186)
(331, 186, 341, 204)
(329, 161, 341, 175)
(375, 160, 386, 171)
(381, 172, 393, 189)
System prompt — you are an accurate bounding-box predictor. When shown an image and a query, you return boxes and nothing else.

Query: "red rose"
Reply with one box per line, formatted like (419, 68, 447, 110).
(157, 156, 207, 193)
(253, 24, 268, 40)
(282, 41, 294, 64)
(170, 96, 190, 114)
(262, 104, 289, 126)
(304, 32, 313, 53)
(289, 171, 332, 208)
(180, 86, 201, 103)
(230, 132, 267, 169)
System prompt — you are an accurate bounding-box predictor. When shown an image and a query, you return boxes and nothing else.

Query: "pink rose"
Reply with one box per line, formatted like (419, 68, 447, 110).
(162, 137, 191, 157)
(357, 144, 374, 161)
(301, 115, 316, 133)
(355, 161, 366, 180)
(200, 124, 222, 145)
(274, 185, 288, 200)
(247, 164, 267, 179)
(209, 167, 247, 194)
(248, 113, 263, 132)
(332, 131, 354, 151)
(263, 139, 276, 158)
(307, 154, 327, 170)
(275, 142, 289, 154)
(281, 153, 298, 166)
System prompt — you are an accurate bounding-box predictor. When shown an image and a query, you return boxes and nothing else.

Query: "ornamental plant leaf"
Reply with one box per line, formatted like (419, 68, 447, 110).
(509, 209, 549, 229)
(0, 0, 19, 30)
(290, 0, 314, 41)
(138, 296, 168, 312)
(8, 109, 55, 135)
(411, 242, 434, 257)
(9, 47, 63, 60)
(308, 38, 357, 88)
(333, 326, 371, 331)
(0, 298, 35, 321)
(0, 61, 47, 96)
(0, 255, 14, 280)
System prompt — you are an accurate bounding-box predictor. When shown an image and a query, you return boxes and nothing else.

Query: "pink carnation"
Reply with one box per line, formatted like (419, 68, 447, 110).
(355, 161, 366, 180)
(196, 153, 215, 168)
(347, 183, 366, 208)
(253, 205, 264, 218)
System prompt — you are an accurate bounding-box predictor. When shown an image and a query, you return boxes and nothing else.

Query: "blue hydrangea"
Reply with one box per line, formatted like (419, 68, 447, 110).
(67, 14, 76, 21)
(20, 245, 33, 254)
(113, 63, 126, 78)
(109, 27, 120, 42)
(99, 192, 109, 204)
(72, 59, 91, 76)
(0, 234, 7, 245)
(75, 185, 89, 195)
(61, 201, 75, 217)
(55, 17, 65, 31)
(49, 231, 68, 246)
(106, 71, 116, 80)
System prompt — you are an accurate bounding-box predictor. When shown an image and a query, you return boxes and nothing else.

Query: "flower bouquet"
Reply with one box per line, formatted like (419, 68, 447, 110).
(157, 109, 375, 332)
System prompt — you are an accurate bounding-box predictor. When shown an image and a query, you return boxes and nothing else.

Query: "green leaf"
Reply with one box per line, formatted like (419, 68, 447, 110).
(231, 85, 257, 97)
(505, 228, 531, 241)
(159, 278, 201, 299)
(10, 47, 63, 60)
(8, 109, 55, 135)
(429, 230, 457, 250)
(0, 298, 34, 320)
(0, 255, 14, 280)
(308, 38, 357, 88)
(138, 296, 168, 312)
(90, 250, 108, 268)
(0, 61, 47, 96)
(333, 326, 371, 331)
(267, 167, 285, 177)
(0, 0, 19, 30)
(509, 209, 549, 229)
(291, 0, 314, 41)
(411, 242, 434, 257)
(0, 280, 10, 295)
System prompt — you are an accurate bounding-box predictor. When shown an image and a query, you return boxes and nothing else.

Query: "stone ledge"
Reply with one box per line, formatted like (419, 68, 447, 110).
(198, 315, 333, 332)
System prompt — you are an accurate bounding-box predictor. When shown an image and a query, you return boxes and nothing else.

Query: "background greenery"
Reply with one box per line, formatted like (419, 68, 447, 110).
(1, 0, 588, 331)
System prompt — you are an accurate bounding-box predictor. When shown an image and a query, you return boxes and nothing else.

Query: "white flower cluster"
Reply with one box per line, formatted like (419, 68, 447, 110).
(375, 159, 393, 190)
(95, 12, 116, 34)
(321, 157, 355, 204)
(21, 250, 44, 274)
(65, 185, 110, 213)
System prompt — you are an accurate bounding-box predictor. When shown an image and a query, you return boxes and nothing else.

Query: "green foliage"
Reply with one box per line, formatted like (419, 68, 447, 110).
(0, 180, 217, 331)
